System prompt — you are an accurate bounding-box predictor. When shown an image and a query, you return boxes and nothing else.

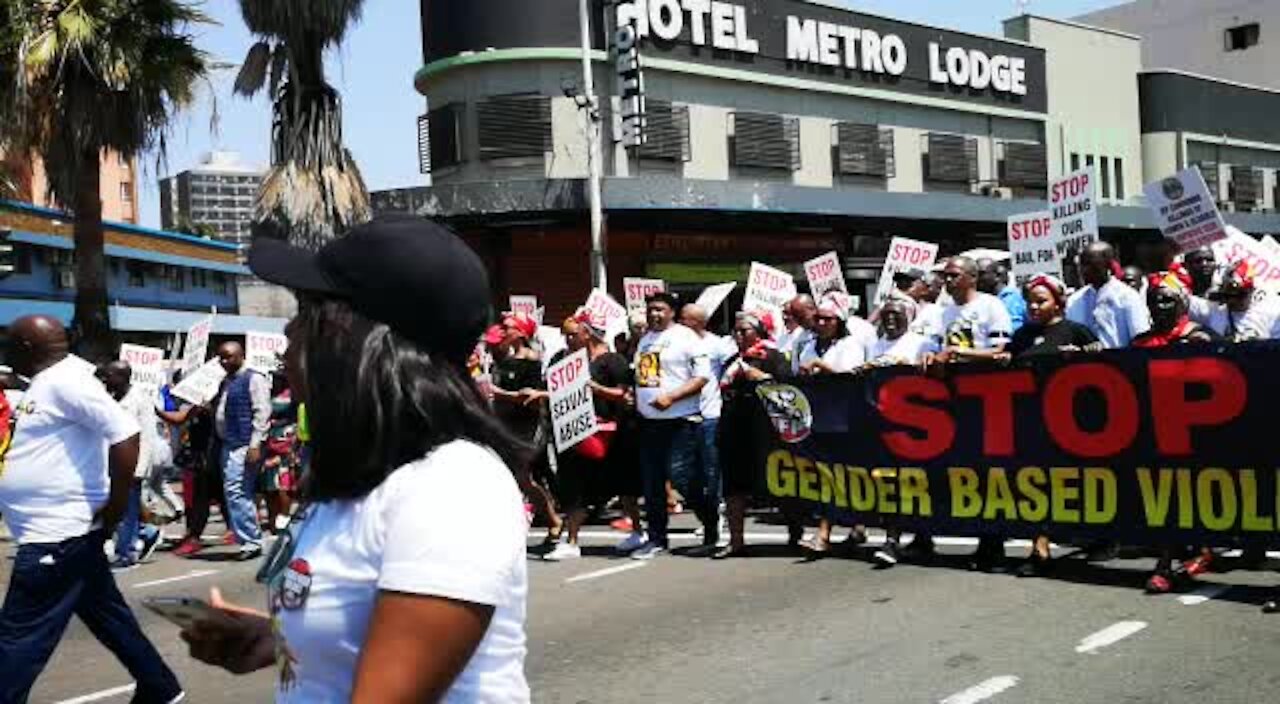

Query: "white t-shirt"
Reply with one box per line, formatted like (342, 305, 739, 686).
(0, 356, 140, 544)
(1193, 295, 1280, 341)
(940, 293, 1014, 351)
(869, 332, 933, 366)
(798, 334, 868, 373)
(271, 440, 529, 703)
(911, 302, 944, 340)
(696, 334, 736, 420)
(634, 324, 712, 420)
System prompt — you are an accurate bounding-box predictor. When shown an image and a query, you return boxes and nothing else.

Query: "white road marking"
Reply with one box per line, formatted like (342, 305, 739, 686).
(939, 675, 1020, 704)
(132, 569, 219, 590)
(1178, 584, 1231, 605)
(53, 684, 135, 703)
(1075, 621, 1148, 654)
(564, 562, 648, 584)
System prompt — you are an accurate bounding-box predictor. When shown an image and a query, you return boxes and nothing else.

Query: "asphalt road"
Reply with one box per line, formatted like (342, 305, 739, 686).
(6, 514, 1280, 704)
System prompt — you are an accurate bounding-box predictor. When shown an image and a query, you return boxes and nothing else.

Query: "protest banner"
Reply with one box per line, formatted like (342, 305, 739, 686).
(1144, 166, 1228, 252)
(1212, 226, 1280, 293)
(246, 332, 288, 374)
(583, 289, 628, 338)
(695, 282, 738, 317)
(171, 358, 227, 406)
(752, 344, 1280, 547)
(509, 295, 538, 318)
(1006, 210, 1061, 287)
(744, 262, 797, 312)
(181, 315, 214, 378)
(874, 237, 938, 304)
(804, 252, 847, 298)
(623, 278, 666, 314)
(546, 348, 597, 453)
(1050, 166, 1099, 261)
(119, 344, 166, 394)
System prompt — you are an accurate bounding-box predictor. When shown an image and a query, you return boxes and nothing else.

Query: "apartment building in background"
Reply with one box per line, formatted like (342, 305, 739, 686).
(159, 151, 266, 249)
(4, 150, 140, 225)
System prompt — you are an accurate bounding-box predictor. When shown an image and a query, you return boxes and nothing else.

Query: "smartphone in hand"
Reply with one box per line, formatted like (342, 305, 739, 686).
(143, 596, 220, 630)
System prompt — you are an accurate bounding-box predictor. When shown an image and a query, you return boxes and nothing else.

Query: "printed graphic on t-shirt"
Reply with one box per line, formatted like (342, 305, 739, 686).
(945, 318, 977, 349)
(636, 352, 662, 388)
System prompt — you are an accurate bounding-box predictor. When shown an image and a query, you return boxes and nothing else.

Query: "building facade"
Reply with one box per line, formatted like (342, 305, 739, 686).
(159, 151, 266, 250)
(4, 150, 141, 225)
(396, 0, 1280, 320)
(0, 199, 285, 348)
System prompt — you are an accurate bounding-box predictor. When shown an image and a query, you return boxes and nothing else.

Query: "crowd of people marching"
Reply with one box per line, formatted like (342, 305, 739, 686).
(479, 239, 1280, 613)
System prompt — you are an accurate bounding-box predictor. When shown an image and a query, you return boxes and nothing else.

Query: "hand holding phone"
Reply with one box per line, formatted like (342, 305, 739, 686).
(143, 596, 221, 630)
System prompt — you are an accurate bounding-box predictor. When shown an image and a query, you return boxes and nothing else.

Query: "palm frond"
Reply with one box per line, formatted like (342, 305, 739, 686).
(234, 40, 271, 97)
(239, 0, 365, 47)
(268, 43, 287, 94)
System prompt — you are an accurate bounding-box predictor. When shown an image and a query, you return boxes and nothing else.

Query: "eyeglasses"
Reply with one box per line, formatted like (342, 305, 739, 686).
(942, 271, 964, 280)
(732, 328, 754, 336)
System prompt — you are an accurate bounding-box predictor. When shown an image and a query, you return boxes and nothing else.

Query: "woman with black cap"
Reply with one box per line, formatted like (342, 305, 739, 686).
(181, 216, 530, 702)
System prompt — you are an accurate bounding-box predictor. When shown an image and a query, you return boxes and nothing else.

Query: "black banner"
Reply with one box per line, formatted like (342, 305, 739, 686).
(753, 343, 1280, 547)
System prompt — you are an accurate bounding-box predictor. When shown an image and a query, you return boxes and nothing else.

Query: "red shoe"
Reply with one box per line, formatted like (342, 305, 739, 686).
(222, 532, 238, 546)
(173, 538, 203, 558)
(610, 517, 634, 533)
(1184, 554, 1214, 577)
(1145, 572, 1173, 594)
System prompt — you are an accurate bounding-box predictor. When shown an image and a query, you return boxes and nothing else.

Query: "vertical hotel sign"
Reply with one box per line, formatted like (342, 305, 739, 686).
(615, 1, 646, 149)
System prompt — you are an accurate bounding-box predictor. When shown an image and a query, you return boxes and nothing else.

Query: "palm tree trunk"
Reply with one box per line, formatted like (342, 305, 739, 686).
(72, 148, 113, 361)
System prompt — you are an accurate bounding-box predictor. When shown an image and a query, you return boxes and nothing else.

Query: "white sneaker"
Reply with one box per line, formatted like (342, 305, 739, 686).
(542, 542, 582, 562)
(630, 542, 666, 561)
(615, 531, 648, 554)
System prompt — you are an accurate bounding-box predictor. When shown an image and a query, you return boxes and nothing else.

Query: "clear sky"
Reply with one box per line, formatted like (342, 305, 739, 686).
(138, 0, 1123, 228)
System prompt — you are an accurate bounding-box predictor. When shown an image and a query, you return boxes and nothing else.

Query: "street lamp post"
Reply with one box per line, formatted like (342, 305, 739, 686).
(579, 0, 608, 290)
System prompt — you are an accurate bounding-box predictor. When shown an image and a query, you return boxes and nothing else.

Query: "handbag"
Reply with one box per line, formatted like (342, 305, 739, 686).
(573, 421, 618, 461)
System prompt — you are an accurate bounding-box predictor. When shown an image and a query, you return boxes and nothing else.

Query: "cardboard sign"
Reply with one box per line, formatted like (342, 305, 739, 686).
(623, 278, 666, 314)
(875, 237, 939, 304)
(181, 315, 214, 378)
(821, 291, 855, 316)
(546, 348, 597, 453)
(804, 252, 847, 298)
(583, 289, 628, 338)
(532, 306, 546, 326)
(171, 358, 226, 406)
(1144, 166, 1228, 252)
(1007, 210, 1061, 287)
(119, 344, 167, 393)
(744, 262, 797, 312)
(1050, 166, 1099, 261)
(695, 282, 738, 317)
(246, 332, 288, 374)
(1212, 227, 1280, 293)
(508, 295, 538, 318)
(1262, 236, 1280, 258)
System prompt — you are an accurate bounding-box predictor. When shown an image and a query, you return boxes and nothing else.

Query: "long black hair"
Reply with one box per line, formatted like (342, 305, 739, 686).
(296, 299, 528, 501)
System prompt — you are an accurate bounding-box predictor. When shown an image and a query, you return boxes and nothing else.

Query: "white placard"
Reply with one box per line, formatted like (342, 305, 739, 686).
(532, 306, 546, 326)
(119, 344, 166, 394)
(1050, 165, 1099, 262)
(821, 291, 855, 316)
(583, 289, 628, 338)
(804, 251, 847, 298)
(744, 262, 797, 312)
(181, 315, 214, 378)
(508, 295, 538, 318)
(1211, 226, 1280, 292)
(874, 237, 939, 304)
(546, 348, 597, 453)
(695, 282, 738, 317)
(1007, 210, 1060, 288)
(1143, 166, 1228, 252)
(246, 332, 288, 374)
(623, 278, 666, 314)
(170, 358, 226, 406)
(1261, 235, 1280, 257)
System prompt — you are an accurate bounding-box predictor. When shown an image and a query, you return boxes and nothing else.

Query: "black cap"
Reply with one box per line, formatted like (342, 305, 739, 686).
(893, 267, 927, 284)
(248, 215, 491, 358)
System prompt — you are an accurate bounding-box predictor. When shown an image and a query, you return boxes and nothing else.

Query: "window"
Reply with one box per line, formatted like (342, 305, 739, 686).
(1085, 155, 1095, 169)
(1115, 158, 1125, 200)
(998, 142, 1048, 189)
(127, 262, 146, 287)
(475, 94, 552, 160)
(166, 266, 186, 291)
(1070, 153, 1080, 171)
(120, 182, 133, 201)
(1100, 157, 1111, 198)
(213, 272, 229, 295)
(729, 112, 802, 171)
(834, 123, 896, 178)
(13, 244, 32, 275)
(923, 133, 979, 184)
(191, 269, 209, 288)
(1225, 23, 1261, 51)
(638, 100, 692, 162)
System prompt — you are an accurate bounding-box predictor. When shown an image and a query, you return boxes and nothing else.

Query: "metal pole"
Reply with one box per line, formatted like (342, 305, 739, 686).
(580, 0, 608, 290)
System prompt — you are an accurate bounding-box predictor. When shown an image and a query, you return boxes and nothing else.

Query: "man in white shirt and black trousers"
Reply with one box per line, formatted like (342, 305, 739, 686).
(0, 315, 184, 703)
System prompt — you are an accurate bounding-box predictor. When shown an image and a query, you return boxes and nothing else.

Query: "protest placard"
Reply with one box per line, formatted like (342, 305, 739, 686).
(171, 358, 226, 406)
(546, 348, 597, 453)
(820, 291, 855, 317)
(583, 289, 628, 338)
(1262, 236, 1280, 258)
(180, 315, 214, 378)
(804, 252, 847, 298)
(1007, 210, 1060, 287)
(623, 278, 666, 314)
(508, 295, 538, 318)
(246, 332, 288, 374)
(874, 237, 938, 304)
(1050, 165, 1099, 261)
(1211, 226, 1280, 292)
(744, 262, 797, 312)
(1144, 166, 1228, 252)
(119, 344, 166, 394)
(695, 282, 738, 317)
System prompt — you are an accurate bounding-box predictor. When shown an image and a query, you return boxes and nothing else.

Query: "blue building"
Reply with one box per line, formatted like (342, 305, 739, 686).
(0, 199, 286, 349)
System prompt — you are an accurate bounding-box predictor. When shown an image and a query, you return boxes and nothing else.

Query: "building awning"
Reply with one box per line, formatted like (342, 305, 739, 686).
(0, 300, 287, 335)
(8, 231, 251, 275)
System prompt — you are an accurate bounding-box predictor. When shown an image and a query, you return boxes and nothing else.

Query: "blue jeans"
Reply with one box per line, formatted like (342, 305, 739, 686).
(221, 445, 263, 549)
(0, 530, 182, 703)
(114, 481, 160, 563)
(639, 418, 702, 548)
(692, 418, 723, 539)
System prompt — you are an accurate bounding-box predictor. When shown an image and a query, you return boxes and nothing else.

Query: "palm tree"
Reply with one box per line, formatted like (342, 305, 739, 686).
(0, 0, 210, 359)
(234, 0, 371, 252)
